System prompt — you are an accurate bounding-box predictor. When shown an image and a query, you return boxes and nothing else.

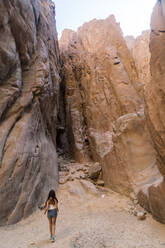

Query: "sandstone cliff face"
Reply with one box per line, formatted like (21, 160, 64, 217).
(0, 0, 60, 225)
(125, 31, 151, 88)
(60, 16, 160, 198)
(137, 0, 165, 223)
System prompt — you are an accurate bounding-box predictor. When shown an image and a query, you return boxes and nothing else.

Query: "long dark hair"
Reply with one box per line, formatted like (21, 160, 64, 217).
(46, 189, 58, 204)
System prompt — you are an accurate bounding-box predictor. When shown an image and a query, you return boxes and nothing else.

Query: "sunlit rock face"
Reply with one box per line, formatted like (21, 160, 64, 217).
(125, 30, 151, 89)
(0, 0, 60, 225)
(60, 16, 160, 197)
(138, 0, 165, 223)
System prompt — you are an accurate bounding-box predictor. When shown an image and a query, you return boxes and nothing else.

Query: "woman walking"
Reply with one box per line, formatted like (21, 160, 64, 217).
(44, 189, 59, 242)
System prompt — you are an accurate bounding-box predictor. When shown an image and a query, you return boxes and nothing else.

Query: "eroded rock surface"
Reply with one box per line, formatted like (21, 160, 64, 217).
(60, 16, 142, 167)
(0, 0, 60, 225)
(125, 30, 151, 89)
(59, 15, 160, 202)
(138, 0, 165, 223)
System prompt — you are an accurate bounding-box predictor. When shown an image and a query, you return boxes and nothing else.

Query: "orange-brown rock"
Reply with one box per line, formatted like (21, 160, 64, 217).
(60, 16, 141, 162)
(138, 0, 165, 223)
(0, 0, 60, 225)
(60, 16, 160, 200)
(125, 31, 151, 88)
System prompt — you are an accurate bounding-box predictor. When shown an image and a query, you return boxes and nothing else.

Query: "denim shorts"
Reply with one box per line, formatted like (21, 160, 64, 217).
(47, 209, 58, 218)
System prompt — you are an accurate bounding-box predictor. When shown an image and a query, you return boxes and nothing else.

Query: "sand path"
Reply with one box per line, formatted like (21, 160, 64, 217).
(0, 181, 165, 248)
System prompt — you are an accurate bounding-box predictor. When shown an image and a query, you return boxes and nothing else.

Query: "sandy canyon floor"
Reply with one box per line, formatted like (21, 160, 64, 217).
(1, 179, 165, 248)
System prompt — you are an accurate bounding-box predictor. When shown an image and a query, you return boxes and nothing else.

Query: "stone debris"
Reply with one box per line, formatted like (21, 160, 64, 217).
(133, 199, 139, 205)
(129, 192, 137, 201)
(96, 180, 105, 186)
(71, 230, 111, 248)
(126, 198, 147, 221)
(58, 157, 103, 187)
(137, 212, 147, 220)
(88, 162, 102, 180)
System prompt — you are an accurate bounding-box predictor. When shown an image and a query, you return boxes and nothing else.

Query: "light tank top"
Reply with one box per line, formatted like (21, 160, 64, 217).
(49, 204, 56, 210)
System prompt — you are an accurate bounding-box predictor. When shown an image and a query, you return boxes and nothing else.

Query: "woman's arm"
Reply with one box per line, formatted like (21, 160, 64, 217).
(44, 201, 49, 215)
(56, 201, 59, 211)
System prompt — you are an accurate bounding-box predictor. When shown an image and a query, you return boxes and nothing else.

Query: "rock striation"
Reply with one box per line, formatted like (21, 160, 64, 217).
(125, 30, 151, 89)
(0, 0, 60, 225)
(59, 15, 161, 205)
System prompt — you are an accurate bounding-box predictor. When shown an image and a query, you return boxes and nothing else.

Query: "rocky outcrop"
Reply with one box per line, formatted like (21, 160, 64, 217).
(60, 16, 160, 201)
(125, 31, 151, 88)
(60, 16, 142, 165)
(0, 0, 60, 225)
(138, 0, 165, 223)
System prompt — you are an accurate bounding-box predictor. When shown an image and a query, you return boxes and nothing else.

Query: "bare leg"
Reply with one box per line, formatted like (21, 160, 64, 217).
(52, 217, 57, 238)
(48, 218, 52, 237)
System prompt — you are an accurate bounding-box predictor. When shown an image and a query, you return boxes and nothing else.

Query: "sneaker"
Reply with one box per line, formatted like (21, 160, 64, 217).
(51, 237, 55, 242)
(49, 235, 52, 240)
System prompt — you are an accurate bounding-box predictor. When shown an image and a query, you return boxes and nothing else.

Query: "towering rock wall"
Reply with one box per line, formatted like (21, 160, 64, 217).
(0, 0, 60, 225)
(138, 0, 165, 223)
(60, 16, 160, 198)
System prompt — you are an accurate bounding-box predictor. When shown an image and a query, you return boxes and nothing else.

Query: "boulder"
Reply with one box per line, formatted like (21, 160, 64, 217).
(96, 180, 105, 186)
(137, 212, 146, 221)
(88, 163, 102, 180)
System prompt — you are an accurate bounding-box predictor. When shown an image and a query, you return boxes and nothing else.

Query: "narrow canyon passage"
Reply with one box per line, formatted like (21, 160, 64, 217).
(1, 0, 165, 247)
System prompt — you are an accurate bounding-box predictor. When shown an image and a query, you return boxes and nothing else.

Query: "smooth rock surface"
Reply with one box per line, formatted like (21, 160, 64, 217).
(0, 0, 60, 225)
